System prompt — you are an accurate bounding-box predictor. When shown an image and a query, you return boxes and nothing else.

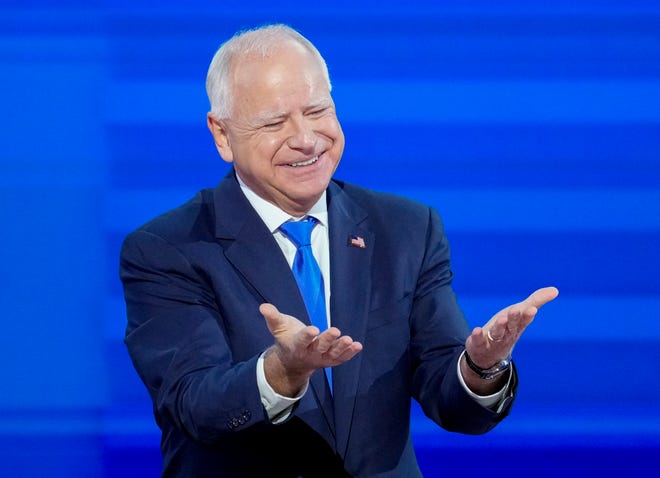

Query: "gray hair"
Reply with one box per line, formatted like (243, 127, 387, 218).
(205, 24, 332, 119)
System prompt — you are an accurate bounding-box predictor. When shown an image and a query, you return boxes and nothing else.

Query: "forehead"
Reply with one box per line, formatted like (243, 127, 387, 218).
(229, 42, 330, 116)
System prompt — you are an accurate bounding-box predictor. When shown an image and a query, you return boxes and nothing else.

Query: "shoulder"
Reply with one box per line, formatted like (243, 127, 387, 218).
(331, 179, 436, 226)
(125, 188, 216, 247)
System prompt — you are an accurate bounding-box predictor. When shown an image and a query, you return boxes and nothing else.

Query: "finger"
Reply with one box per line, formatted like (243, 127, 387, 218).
(485, 316, 510, 342)
(521, 305, 539, 323)
(505, 307, 523, 327)
(524, 286, 559, 308)
(314, 327, 341, 353)
(325, 335, 356, 359)
(503, 307, 538, 339)
(466, 327, 509, 367)
(470, 327, 491, 348)
(294, 326, 322, 349)
(331, 341, 363, 364)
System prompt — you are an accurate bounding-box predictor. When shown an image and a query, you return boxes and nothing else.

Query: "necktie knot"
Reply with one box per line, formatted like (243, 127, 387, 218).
(280, 217, 317, 249)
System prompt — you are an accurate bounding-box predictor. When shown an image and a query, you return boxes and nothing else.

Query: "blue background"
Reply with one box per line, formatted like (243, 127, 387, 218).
(2, 1, 659, 476)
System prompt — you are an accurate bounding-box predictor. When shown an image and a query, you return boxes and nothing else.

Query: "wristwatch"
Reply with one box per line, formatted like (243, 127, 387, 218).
(464, 350, 513, 380)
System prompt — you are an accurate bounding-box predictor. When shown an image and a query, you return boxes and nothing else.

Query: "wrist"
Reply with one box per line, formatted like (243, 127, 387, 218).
(263, 348, 311, 397)
(463, 350, 512, 381)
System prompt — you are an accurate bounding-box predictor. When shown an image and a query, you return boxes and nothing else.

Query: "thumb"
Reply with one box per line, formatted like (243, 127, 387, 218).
(525, 286, 559, 309)
(259, 303, 283, 334)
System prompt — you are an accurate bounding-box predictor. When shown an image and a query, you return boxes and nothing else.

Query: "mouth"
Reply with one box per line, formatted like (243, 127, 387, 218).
(288, 156, 319, 168)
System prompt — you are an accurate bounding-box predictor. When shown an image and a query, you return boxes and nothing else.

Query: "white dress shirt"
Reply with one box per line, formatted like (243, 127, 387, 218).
(235, 174, 509, 422)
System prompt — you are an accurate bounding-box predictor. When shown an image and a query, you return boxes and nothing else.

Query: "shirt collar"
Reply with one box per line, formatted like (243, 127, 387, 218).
(235, 171, 328, 233)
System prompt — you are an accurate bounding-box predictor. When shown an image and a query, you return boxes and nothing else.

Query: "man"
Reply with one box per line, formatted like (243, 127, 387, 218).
(120, 24, 558, 477)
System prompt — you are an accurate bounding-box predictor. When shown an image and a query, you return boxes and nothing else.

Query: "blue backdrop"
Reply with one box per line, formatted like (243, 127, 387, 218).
(2, 1, 659, 477)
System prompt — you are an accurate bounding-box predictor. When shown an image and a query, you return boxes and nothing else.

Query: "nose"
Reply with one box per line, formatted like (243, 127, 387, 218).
(286, 116, 316, 153)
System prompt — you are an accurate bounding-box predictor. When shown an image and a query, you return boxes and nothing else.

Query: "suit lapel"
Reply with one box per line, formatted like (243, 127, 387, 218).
(214, 173, 304, 316)
(213, 171, 336, 437)
(326, 181, 373, 458)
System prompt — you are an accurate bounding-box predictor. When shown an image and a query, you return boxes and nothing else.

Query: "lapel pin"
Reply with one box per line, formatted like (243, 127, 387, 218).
(348, 234, 366, 249)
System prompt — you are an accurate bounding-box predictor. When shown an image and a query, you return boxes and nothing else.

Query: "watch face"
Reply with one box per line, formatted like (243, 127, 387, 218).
(483, 368, 507, 380)
(485, 357, 512, 379)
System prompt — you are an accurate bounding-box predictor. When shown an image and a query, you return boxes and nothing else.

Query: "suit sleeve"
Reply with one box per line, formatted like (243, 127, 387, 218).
(409, 207, 517, 435)
(120, 229, 268, 444)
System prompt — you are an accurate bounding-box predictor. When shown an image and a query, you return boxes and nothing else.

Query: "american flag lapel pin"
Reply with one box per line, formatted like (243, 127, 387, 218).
(348, 234, 366, 249)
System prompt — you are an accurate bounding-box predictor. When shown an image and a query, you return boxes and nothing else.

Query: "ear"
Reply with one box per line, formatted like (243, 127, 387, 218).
(207, 112, 234, 163)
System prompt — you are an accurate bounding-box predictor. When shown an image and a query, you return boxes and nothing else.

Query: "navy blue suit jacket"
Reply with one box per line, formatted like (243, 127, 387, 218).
(120, 171, 516, 477)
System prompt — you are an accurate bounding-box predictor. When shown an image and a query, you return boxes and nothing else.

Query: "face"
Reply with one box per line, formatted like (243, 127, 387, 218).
(207, 41, 345, 217)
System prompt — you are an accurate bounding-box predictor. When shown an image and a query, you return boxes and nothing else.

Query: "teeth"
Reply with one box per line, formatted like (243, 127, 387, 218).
(290, 156, 318, 168)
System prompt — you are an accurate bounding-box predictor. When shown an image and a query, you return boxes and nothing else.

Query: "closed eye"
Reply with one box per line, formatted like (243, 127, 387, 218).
(262, 120, 285, 129)
(307, 107, 328, 117)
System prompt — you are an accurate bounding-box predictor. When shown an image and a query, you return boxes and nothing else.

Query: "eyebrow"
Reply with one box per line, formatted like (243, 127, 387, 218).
(255, 112, 288, 124)
(254, 99, 332, 125)
(305, 99, 332, 111)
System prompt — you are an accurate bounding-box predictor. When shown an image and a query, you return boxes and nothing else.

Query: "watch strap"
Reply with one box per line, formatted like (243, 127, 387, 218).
(464, 350, 513, 380)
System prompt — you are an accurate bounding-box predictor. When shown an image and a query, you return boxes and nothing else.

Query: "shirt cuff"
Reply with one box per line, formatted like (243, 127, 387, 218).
(456, 350, 513, 410)
(256, 352, 307, 423)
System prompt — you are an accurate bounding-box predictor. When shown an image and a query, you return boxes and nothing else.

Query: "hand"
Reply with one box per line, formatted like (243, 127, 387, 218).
(260, 303, 363, 396)
(462, 287, 559, 393)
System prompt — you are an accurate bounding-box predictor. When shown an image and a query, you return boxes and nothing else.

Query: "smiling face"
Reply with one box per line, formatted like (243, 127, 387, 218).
(207, 40, 345, 217)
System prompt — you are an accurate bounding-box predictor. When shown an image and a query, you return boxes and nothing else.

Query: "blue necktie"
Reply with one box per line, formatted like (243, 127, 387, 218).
(280, 217, 332, 391)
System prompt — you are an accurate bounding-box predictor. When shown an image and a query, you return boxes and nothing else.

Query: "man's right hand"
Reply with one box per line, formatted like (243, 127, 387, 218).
(259, 303, 363, 397)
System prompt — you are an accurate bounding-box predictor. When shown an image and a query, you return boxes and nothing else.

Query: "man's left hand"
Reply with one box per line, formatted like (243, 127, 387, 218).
(461, 286, 559, 394)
